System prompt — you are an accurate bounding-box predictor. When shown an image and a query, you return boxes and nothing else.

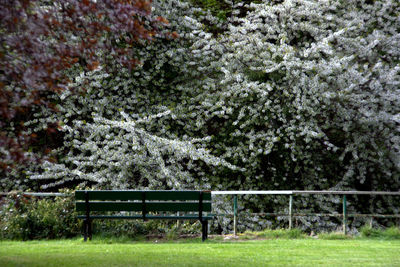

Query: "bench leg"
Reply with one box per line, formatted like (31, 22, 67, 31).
(201, 220, 208, 241)
(83, 219, 93, 241)
(88, 219, 92, 241)
(83, 219, 88, 242)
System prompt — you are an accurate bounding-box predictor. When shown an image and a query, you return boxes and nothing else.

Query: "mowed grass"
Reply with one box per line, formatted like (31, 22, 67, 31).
(1, 238, 400, 267)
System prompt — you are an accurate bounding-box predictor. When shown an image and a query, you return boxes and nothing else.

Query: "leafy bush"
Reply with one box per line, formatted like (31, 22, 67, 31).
(360, 226, 382, 238)
(241, 228, 306, 239)
(91, 220, 148, 239)
(259, 229, 305, 239)
(0, 190, 80, 240)
(382, 227, 400, 239)
(90, 219, 202, 239)
(318, 232, 353, 240)
(360, 226, 400, 240)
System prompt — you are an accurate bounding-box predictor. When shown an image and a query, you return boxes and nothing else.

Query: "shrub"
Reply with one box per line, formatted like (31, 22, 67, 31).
(0, 190, 80, 240)
(360, 225, 381, 238)
(382, 227, 400, 239)
(90, 219, 200, 239)
(318, 232, 353, 240)
(254, 228, 305, 239)
(360, 226, 400, 240)
(91, 220, 148, 239)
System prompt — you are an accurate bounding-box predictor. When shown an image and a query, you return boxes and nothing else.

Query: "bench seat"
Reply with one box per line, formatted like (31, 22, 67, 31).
(75, 190, 213, 241)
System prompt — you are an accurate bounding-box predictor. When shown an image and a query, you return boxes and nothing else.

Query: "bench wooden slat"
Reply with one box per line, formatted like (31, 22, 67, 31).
(75, 190, 211, 201)
(77, 215, 214, 220)
(76, 201, 212, 212)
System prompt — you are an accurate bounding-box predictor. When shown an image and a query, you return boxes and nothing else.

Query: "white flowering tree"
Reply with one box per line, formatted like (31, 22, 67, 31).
(147, 0, 393, 229)
(7, 0, 400, 231)
(179, 0, 400, 229)
(24, 0, 236, 190)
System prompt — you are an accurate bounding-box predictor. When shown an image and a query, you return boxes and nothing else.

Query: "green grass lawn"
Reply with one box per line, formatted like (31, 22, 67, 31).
(1, 238, 400, 267)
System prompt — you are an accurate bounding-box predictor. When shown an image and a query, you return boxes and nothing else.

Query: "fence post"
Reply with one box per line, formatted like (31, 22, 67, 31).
(343, 195, 347, 235)
(289, 195, 293, 230)
(233, 195, 238, 236)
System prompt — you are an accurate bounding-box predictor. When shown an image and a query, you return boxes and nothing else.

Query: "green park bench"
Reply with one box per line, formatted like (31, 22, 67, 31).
(75, 190, 213, 241)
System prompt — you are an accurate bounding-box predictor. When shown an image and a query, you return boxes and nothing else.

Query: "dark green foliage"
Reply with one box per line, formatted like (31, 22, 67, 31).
(189, 0, 231, 20)
(188, 0, 263, 21)
(360, 226, 400, 240)
(91, 220, 201, 239)
(318, 232, 353, 240)
(0, 191, 80, 240)
(246, 228, 306, 239)
(91, 220, 148, 238)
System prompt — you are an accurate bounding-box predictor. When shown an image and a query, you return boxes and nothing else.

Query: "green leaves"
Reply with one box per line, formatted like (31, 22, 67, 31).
(0, 192, 79, 240)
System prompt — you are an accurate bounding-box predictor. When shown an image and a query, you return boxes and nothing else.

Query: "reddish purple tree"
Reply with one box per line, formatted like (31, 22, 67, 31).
(0, 0, 169, 170)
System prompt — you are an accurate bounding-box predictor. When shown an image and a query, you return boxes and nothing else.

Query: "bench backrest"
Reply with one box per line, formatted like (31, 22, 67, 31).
(75, 190, 212, 213)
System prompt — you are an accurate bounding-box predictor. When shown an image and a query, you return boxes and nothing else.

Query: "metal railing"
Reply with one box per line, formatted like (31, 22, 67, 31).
(212, 191, 400, 235)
